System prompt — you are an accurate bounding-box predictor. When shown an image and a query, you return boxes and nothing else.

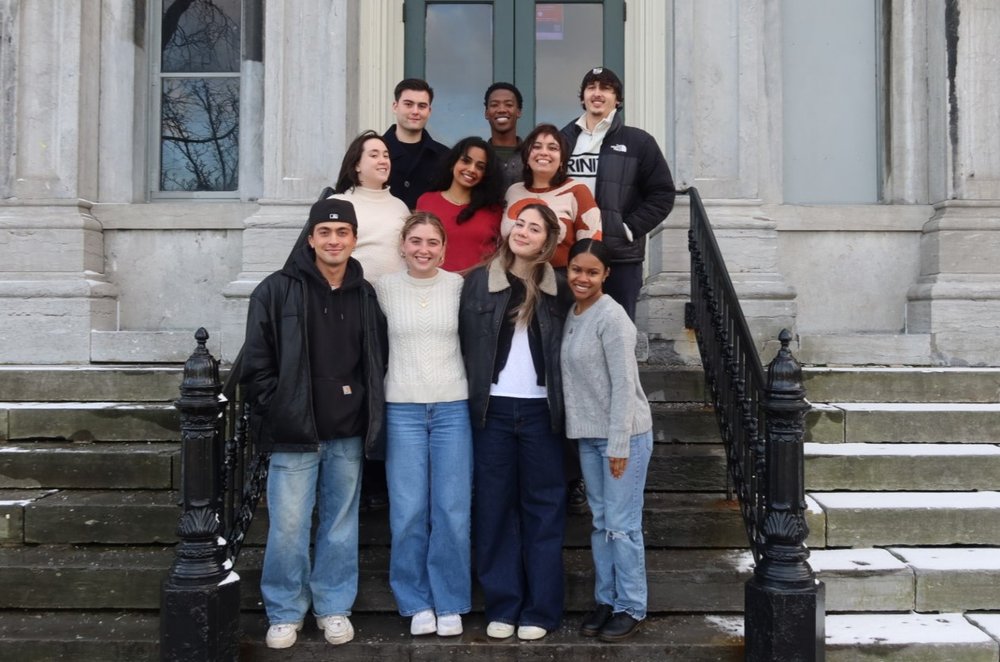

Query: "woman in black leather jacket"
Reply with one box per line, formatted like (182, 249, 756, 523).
(458, 203, 573, 641)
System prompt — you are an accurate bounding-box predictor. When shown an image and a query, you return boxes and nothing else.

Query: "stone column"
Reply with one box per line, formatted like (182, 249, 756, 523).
(0, 0, 118, 363)
(221, 0, 357, 360)
(905, 0, 1000, 364)
(641, 0, 796, 364)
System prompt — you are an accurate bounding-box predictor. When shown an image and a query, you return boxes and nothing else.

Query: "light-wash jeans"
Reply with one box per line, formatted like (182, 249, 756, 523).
(260, 437, 363, 625)
(577, 430, 653, 620)
(385, 400, 473, 616)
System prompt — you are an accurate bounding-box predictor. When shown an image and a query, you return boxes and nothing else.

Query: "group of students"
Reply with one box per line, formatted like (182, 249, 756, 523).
(242, 67, 675, 650)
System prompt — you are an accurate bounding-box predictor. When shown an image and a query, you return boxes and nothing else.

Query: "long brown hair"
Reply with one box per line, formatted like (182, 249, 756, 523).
(334, 130, 389, 193)
(489, 203, 560, 327)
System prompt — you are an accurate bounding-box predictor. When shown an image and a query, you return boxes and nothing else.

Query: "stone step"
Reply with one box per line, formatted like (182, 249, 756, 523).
(643, 365, 1000, 405)
(4, 609, 997, 662)
(13, 543, 998, 616)
(0, 611, 746, 662)
(0, 365, 183, 402)
(802, 367, 1000, 404)
(0, 402, 179, 442)
(888, 547, 1000, 612)
(0, 442, 178, 490)
(805, 443, 1000, 491)
(3, 487, 800, 548)
(809, 491, 1000, 547)
(807, 402, 1000, 444)
(0, 545, 753, 613)
(826, 612, 1000, 662)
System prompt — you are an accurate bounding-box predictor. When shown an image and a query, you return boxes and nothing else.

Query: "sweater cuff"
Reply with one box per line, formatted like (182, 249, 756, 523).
(607, 431, 631, 459)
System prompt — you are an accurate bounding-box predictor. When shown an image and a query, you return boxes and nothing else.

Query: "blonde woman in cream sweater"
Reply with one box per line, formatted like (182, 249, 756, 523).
(330, 130, 410, 281)
(374, 211, 472, 639)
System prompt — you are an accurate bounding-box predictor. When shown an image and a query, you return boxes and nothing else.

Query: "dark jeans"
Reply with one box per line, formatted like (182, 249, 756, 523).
(473, 396, 566, 631)
(604, 262, 643, 321)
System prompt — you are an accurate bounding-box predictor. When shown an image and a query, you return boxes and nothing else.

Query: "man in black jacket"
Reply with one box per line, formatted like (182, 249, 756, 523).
(383, 78, 448, 209)
(242, 198, 387, 650)
(562, 67, 676, 320)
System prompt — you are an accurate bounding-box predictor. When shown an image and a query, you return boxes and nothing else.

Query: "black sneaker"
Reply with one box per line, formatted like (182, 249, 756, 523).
(579, 604, 613, 637)
(567, 478, 588, 514)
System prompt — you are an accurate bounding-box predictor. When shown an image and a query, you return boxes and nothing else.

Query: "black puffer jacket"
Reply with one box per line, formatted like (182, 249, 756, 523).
(562, 113, 676, 263)
(241, 223, 387, 458)
(458, 259, 573, 433)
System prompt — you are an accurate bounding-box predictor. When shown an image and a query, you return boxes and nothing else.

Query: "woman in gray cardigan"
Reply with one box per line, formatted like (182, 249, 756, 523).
(560, 239, 653, 643)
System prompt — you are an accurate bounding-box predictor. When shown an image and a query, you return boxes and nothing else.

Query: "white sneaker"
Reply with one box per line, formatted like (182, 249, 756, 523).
(436, 613, 463, 637)
(517, 625, 547, 641)
(486, 621, 515, 638)
(265, 622, 303, 649)
(410, 609, 437, 635)
(317, 614, 354, 645)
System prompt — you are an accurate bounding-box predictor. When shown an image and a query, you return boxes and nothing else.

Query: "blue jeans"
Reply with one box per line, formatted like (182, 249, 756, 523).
(577, 431, 653, 620)
(473, 396, 566, 631)
(385, 400, 473, 616)
(260, 438, 363, 624)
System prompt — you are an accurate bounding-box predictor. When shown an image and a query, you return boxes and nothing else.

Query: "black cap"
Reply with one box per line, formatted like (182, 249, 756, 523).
(579, 67, 623, 106)
(307, 198, 358, 233)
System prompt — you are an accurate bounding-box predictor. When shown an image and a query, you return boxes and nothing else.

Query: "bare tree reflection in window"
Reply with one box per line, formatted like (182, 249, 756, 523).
(159, 0, 241, 192)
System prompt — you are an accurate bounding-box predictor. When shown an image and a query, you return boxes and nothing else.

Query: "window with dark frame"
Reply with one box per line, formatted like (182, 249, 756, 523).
(157, 0, 241, 193)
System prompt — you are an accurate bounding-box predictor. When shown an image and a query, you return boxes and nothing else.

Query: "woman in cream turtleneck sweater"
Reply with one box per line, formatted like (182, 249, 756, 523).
(329, 130, 410, 280)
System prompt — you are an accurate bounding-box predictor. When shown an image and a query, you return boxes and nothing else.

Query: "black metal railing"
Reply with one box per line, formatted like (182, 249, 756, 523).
(161, 328, 269, 661)
(684, 187, 824, 661)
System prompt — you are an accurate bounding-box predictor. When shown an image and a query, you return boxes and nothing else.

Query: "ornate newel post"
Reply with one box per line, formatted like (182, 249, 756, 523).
(745, 330, 825, 661)
(160, 329, 240, 661)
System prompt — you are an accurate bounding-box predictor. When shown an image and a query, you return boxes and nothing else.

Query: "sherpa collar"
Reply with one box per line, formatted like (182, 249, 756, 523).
(487, 258, 558, 296)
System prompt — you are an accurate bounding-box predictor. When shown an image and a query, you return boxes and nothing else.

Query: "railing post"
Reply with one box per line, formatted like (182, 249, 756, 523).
(745, 329, 825, 661)
(161, 329, 240, 661)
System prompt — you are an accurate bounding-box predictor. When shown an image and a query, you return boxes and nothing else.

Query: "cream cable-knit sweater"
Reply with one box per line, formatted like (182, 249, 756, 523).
(375, 269, 468, 403)
(330, 186, 408, 281)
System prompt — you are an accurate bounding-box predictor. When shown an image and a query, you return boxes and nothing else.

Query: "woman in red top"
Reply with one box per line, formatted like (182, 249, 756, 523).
(417, 137, 506, 273)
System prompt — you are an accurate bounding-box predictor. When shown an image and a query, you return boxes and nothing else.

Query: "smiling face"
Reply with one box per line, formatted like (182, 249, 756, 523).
(355, 137, 391, 189)
(508, 207, 549, 260)
(309, 221, 357, 273)
(527, 132, 562, 183)
(582, 81, 619, 121)
(567, 250, 609, 307)
(485, 88, 521, 137)
(401, 221, 445, 278)
(451, 146, 488, 191)
(392, 89, 432, 133)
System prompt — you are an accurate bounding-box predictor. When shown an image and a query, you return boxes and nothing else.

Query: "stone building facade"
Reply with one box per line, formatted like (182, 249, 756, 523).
(1, 0, 998, 366)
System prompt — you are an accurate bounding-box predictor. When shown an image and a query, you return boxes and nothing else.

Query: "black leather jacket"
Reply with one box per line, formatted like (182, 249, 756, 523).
(241, 225, 387, 459)
(459, 259, 572, 433)
(562, 112, 676, 263)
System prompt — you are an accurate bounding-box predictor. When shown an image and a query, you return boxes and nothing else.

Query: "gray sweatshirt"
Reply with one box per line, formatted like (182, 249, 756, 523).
(560, 294, 653, 458)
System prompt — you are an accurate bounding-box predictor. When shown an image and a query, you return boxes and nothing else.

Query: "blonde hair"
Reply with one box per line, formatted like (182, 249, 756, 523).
(490, 203, 559, 327)
(400, 210, 447, 245)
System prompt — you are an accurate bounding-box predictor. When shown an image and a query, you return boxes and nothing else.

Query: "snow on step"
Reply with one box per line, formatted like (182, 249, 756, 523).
(889, 547, 1000, 612)
(806, 443, 1000, 457)
(809, 548, 913, 612)
(826, 613, 998, 660)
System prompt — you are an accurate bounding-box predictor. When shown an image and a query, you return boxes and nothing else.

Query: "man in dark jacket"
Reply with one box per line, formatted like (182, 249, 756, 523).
(383, 78, 448, 209)
(562, 67, 676, 320)
(242, 198, 387, 650)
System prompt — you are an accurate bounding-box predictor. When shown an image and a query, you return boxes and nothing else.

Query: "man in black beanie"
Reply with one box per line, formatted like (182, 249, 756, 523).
(242, 198, 387, 649)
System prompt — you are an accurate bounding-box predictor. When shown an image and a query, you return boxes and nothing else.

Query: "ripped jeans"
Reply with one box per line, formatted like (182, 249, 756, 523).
(577, 431, 653, 620)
